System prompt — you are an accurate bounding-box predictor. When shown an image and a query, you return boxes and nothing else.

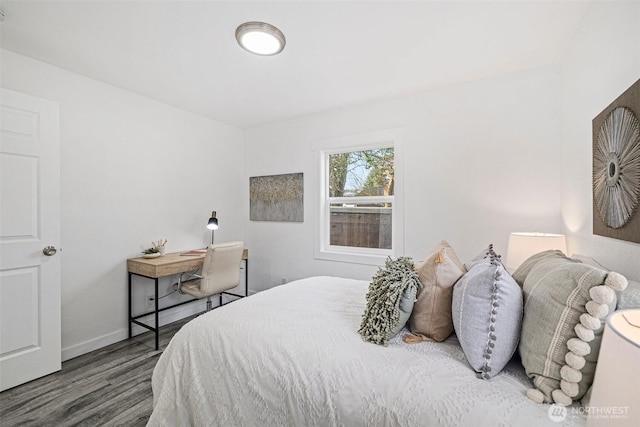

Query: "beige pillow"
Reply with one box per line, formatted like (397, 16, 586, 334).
(409, 241, 466, 342)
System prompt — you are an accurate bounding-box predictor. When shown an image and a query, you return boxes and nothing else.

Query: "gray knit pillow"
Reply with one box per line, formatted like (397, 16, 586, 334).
(452, 248, 523, 379)
(359, 257, 421, 346)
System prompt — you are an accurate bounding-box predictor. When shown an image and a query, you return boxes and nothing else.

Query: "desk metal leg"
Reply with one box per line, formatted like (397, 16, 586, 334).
(128, 273, 132, 339)
(130, 273, 201, 350)
(245, 259, 249, 297)
(154, 278, 159, 350)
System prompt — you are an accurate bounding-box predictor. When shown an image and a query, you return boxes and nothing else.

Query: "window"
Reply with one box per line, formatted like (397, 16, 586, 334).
(314, 129, 404, 265)
(328, 148, 394, 249)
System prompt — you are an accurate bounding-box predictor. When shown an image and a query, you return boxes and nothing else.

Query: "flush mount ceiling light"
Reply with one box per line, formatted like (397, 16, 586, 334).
(235, 21, 286, 56)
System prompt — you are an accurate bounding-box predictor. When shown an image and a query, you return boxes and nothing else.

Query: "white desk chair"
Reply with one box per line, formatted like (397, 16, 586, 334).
(173, 241, 244, 311)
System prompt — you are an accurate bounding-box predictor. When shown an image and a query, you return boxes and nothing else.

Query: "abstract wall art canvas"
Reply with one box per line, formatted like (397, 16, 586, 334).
(250, 173, 304, 222)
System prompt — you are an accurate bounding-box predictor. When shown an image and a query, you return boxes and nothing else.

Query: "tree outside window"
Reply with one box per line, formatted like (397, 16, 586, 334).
(327, 148, 394, 249)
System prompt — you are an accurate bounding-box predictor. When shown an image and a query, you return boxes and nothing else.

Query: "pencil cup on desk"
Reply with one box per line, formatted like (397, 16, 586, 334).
(153, 239, 167, 255)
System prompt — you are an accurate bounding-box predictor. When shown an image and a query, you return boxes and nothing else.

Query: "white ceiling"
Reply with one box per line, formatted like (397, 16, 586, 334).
(0, 1, 590, 129)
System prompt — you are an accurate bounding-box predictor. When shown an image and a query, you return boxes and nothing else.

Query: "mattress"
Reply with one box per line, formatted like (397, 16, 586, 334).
(148, 276, 585, 426)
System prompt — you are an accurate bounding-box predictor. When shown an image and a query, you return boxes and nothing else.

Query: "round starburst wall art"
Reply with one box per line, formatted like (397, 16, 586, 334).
(593, 106, 640, 229)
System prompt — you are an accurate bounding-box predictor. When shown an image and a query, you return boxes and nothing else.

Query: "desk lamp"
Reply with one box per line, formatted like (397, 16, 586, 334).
(207, 210, 219, 244)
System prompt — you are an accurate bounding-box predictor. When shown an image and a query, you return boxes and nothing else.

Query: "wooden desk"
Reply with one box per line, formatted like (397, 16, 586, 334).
(127, 249, 248, 350)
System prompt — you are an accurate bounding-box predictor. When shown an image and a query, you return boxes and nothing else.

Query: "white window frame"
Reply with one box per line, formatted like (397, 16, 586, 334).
(313, 128, 405, 266)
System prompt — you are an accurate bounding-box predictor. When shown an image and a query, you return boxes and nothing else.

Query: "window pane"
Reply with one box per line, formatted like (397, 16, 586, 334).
(328, 148, 394, 197)
(330, 204, 392, 249)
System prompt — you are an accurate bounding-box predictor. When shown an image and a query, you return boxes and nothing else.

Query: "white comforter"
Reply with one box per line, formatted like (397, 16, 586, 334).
(149, 276, 585, 427)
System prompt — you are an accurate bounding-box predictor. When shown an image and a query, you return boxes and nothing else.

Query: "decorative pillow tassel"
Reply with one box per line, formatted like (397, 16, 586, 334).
(402, 333, 426, 344)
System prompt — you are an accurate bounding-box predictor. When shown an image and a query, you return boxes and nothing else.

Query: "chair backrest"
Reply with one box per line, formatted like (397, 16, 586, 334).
(200, 241, 244, 295)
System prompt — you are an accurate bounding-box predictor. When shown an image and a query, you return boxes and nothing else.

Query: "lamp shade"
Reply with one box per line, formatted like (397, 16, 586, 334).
(207, 211, 219, 230)
(505, 232, 566, 272)
(586, 310, 640, 426)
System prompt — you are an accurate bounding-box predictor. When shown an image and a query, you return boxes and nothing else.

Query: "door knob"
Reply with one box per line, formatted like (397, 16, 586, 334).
(43, 246, 57, 256)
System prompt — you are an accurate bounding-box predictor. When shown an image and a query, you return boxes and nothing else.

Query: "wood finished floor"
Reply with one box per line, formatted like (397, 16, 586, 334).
(0, 316, 194, 427)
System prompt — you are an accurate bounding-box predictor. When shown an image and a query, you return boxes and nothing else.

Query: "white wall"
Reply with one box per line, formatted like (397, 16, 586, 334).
(245, 67, 564, 291)
(1, 49, 245, 359)
(559, 1, 640, 282)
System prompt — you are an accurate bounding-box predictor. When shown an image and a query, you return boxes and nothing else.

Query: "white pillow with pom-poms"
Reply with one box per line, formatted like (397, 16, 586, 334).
(518, 253, 627, 406)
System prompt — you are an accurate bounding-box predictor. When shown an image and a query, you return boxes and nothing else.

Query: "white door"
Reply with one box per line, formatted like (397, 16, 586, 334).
(0, 88, 61, 391)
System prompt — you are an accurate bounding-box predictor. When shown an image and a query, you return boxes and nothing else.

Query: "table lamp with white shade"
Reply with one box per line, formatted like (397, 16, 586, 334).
(586, 309, 640, 426)
(505, 232, 567, 272)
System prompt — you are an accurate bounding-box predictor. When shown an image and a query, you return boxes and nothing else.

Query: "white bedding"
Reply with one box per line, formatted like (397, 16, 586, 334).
(149, 276, 585, 427)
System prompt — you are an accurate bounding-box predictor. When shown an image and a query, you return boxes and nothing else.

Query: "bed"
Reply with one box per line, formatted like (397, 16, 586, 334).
(148, 276, 586, 426)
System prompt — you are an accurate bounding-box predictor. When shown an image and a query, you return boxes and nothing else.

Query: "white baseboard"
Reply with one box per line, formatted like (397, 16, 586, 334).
(62, 329, 128, 362)
(61, 300, 207, 361)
